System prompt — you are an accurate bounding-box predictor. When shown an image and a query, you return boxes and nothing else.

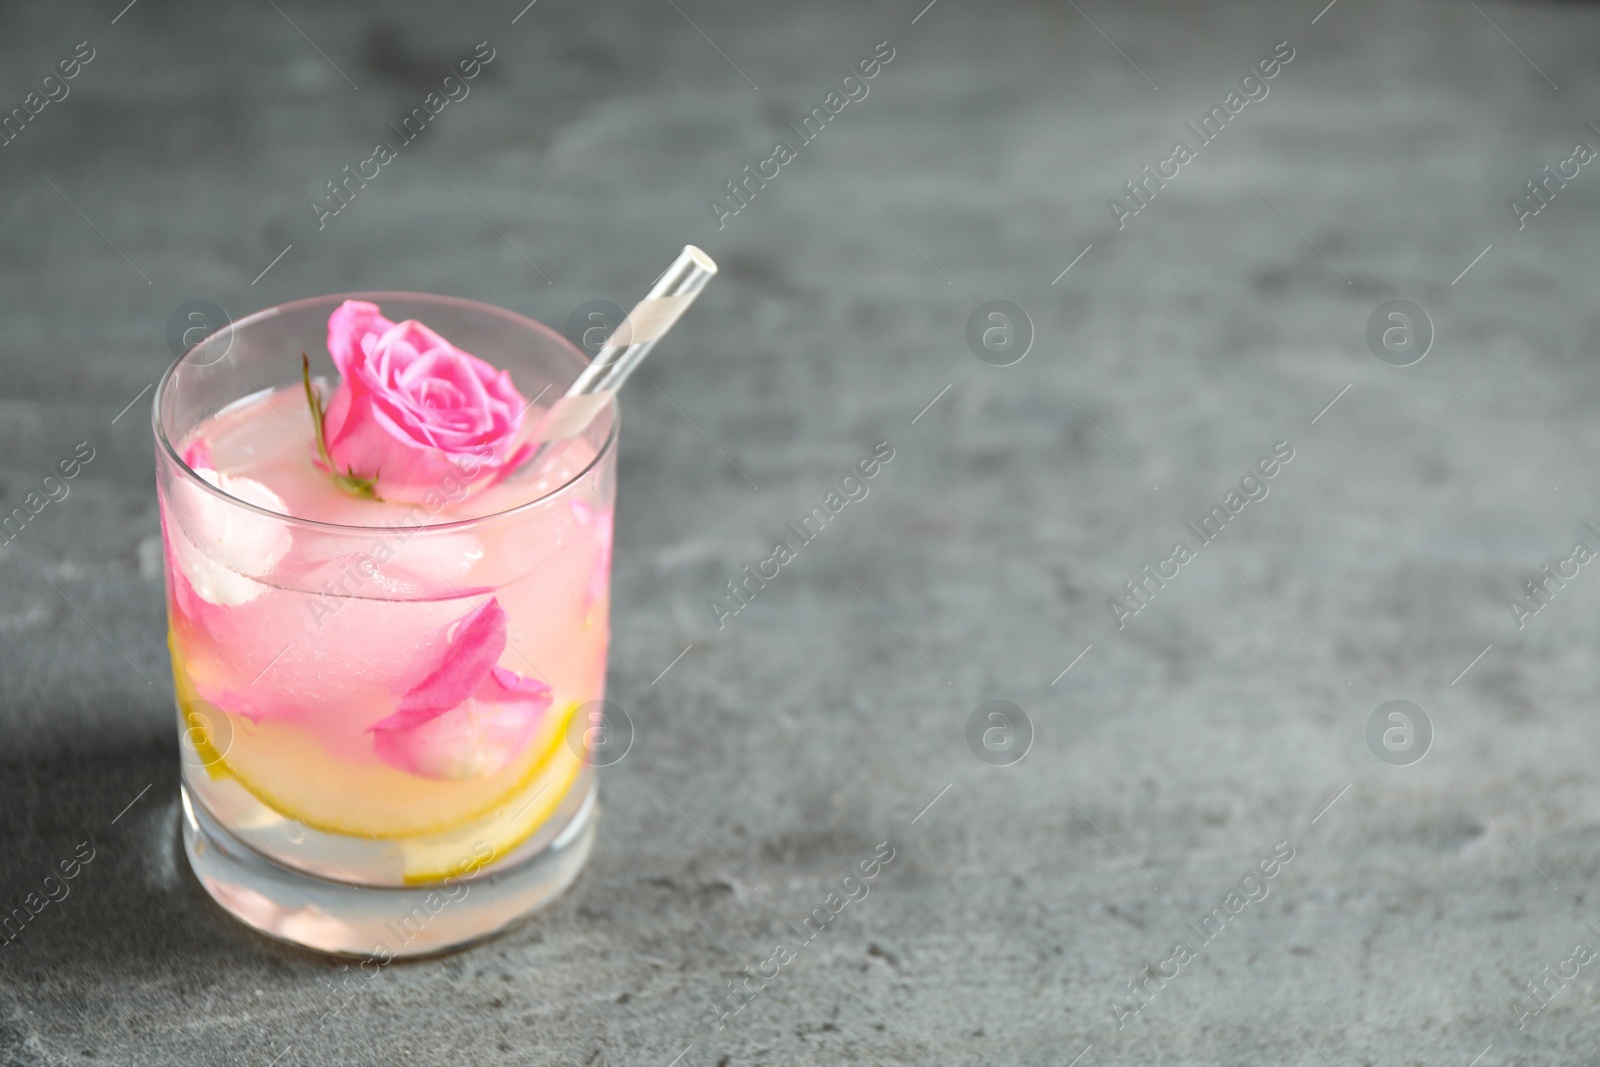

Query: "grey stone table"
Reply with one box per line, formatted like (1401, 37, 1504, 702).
(2, 0, 1599, 1062)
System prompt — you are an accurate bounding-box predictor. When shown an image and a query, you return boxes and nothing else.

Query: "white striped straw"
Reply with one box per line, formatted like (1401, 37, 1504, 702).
(522, 245, 717, 473)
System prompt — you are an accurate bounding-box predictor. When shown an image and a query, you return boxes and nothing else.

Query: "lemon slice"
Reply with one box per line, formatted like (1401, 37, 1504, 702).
(398, 734, 588, 884)
(171, 632, 580, 840)
(171, 636, 235, 781)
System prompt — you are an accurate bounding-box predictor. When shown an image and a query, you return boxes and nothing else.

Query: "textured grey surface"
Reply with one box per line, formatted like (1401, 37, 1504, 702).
(3, 0, 1600, 1063)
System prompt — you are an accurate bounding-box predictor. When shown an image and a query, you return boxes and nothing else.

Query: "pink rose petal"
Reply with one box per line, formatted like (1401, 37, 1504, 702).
(370, 598, 507, 733)
(182, 439, 213, 470)
(326, 300, 394, 375)
(369, 684, 548, 780)
(479, 665, 552, 705)
(367, 598, 554, 780)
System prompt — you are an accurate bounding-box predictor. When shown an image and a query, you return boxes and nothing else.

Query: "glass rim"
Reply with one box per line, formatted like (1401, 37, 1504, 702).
(151, 290, 619, 533)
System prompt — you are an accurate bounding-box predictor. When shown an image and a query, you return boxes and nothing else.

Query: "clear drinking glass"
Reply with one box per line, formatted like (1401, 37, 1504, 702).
(154, 293, 616, 957)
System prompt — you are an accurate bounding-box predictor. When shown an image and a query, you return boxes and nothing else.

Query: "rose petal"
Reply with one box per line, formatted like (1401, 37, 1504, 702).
(327, 300, 393, 375)
(367, 601, 553, 781)
(381, 319, 456, 362)
(182, 439, 213, 470)
(478, 665, 552, 705)
(369, 685, 548, 780)
(368, 598, 508, 732)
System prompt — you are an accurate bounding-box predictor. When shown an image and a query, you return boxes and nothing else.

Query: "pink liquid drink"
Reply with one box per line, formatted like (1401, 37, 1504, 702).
(156, 295, 616, 956)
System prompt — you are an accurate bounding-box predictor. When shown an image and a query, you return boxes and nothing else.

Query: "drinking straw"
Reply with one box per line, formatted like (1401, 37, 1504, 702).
(523, 245, 718, 472)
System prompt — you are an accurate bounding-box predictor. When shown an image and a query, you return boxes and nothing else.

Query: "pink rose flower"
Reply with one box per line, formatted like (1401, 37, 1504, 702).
(320, 300, 532, 503)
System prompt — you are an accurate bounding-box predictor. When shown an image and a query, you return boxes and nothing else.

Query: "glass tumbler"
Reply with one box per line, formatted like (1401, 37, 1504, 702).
(154, 293, 616, 957)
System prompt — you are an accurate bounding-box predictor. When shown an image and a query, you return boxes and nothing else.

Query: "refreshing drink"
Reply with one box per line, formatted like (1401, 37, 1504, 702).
(156, 294, 616, 956)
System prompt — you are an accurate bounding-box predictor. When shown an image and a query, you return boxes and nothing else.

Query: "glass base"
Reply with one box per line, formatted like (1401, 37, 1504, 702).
(180, 780, 597, 958)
